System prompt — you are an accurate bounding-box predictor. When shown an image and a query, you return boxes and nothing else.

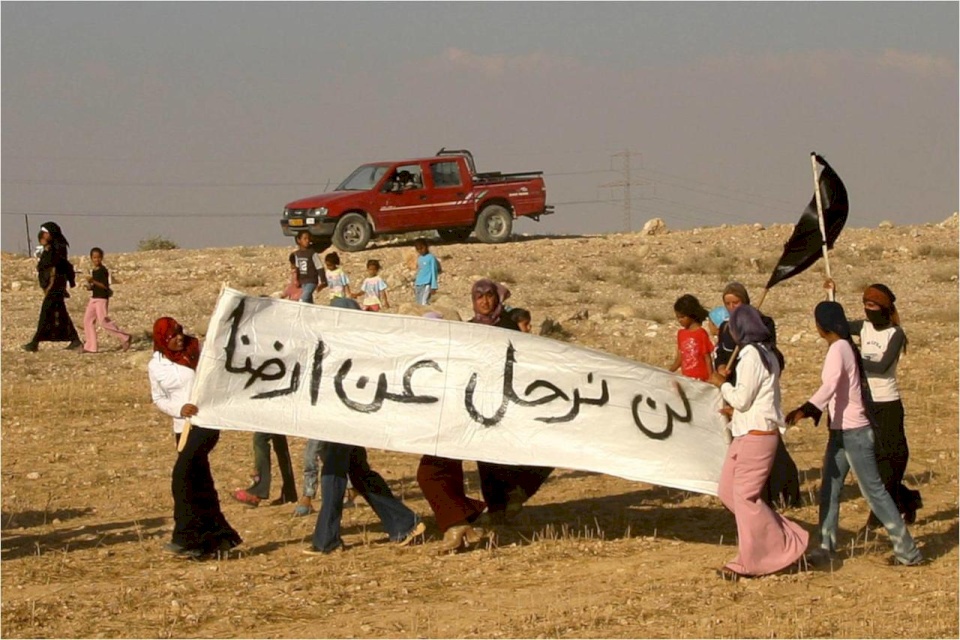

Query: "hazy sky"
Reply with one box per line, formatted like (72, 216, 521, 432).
(2, 2, 957, 254)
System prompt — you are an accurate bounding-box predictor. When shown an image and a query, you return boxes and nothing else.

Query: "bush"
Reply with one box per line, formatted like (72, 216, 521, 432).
(917, 244, 959, 259)
(138, 235, 178, 251)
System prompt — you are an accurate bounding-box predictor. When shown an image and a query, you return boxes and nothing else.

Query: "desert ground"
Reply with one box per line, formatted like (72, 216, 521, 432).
(2, 218, 958, 638)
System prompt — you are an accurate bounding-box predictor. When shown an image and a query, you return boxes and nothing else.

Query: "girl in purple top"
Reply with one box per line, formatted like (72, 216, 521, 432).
(786, 301, 923, 567)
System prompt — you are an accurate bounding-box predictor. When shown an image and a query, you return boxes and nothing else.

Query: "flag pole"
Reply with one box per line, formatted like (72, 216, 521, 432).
(811, 152, 834, 301)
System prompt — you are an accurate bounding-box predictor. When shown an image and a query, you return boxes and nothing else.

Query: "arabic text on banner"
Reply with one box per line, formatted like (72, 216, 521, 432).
(191, 288, 730, 495)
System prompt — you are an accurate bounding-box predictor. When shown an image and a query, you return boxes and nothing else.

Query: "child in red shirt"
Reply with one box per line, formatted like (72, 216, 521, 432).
(669, 294, 714, 381)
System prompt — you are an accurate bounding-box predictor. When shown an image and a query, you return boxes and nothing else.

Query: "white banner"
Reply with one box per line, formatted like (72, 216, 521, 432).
(192, 288, 729, 495)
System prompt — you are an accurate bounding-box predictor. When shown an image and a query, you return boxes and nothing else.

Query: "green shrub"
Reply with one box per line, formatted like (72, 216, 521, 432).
(917, 244, 959, 258)
(138, 235, 178, 251)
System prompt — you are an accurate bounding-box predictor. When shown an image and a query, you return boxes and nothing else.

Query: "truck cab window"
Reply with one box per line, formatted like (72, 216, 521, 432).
(431, 161, 461, 187)
(389, 165, 423, 192)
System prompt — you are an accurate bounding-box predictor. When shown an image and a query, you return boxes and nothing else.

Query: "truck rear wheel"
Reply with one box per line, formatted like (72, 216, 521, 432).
(475, 205, 512, 244)
(437, 227, 473, 243)
(332, 213, 372, 252)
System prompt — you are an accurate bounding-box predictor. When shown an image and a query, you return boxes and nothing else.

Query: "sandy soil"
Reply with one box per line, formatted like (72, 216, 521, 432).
(2, 221, 957, 638)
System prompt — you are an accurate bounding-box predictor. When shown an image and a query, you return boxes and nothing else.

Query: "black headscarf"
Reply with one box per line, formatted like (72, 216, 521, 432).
(40, 221, 69, 250)
(814, 301, 851, 339)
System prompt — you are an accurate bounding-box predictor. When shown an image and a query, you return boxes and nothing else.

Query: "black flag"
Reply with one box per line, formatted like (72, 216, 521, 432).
(765, 154, 848, 289)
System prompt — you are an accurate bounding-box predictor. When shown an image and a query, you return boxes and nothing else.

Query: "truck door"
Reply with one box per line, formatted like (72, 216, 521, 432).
(426, 159, 476, 227)
(376, 163, 435, 232)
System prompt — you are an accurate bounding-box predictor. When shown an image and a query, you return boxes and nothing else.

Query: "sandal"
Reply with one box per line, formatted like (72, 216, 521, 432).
(231, 489, 261, 507)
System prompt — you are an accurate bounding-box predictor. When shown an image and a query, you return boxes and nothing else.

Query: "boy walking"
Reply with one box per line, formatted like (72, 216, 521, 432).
(291, 231, 327, 303)
(413, 238, 439, 305)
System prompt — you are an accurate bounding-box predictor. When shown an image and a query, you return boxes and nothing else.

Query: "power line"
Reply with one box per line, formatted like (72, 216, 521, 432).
(2, 179, 320, 187)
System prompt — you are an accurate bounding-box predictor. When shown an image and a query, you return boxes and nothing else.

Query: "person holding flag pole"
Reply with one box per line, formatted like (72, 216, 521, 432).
(764, 153, 922, 567)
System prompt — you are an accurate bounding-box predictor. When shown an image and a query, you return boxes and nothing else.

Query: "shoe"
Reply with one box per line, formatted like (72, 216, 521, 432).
(231, 489, 261, 507)
(293, 496, 313, 517)
(464, 525, 491, 546)
(65, 340, 83, 351)
(438, 524, 470, 553)
(81, 349, 97, 355)
(21, 342, 38, 352)
(438, 524, 490, 553)
(397, 521, 426, 547)
(302, 542, 345, 556)
(890, 554, 926, 567)
(804, 548, 837, 569)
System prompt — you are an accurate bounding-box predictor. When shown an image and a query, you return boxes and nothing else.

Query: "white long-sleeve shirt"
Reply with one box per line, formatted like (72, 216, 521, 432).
(148, 351, 195, 434)
(808, 340, 872, 431)
(719, 344, 784, 438)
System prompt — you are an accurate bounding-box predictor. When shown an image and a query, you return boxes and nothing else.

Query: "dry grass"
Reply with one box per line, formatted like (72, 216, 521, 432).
(2, 223, 958, 639)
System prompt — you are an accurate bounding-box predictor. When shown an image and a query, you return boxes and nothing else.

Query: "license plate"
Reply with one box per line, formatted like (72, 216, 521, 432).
(289, 219, 304, 227)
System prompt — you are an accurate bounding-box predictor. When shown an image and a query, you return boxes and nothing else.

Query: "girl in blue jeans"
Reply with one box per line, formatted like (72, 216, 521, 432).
(786, 301, 922, 567)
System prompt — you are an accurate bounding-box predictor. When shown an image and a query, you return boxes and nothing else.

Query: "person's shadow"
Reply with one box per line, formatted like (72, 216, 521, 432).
(1, 512, 168, 560)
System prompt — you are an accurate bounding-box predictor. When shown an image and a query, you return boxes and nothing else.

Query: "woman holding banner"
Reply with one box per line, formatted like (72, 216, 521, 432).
(707, 304, 808, 579)
(785, 301, 923, 567)
(470, 279, 555, 524)
(714, 282, 800, 509)
(148, 317, 242, 559)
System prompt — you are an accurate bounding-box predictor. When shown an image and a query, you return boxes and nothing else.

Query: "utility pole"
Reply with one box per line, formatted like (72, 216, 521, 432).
(600, 150, 640, 232)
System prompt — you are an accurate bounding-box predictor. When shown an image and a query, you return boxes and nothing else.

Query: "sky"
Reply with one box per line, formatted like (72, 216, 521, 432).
(2, 2, 957, 255)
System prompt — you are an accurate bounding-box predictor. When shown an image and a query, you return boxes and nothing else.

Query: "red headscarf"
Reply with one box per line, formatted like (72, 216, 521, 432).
(152, 317, 201, 370)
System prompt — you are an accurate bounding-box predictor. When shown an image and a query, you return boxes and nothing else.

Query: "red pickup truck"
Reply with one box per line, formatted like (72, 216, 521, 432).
(280, 149, 553, 251)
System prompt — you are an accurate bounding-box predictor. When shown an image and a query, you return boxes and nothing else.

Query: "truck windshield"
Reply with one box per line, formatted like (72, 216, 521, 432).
(336, 164, 390, 191)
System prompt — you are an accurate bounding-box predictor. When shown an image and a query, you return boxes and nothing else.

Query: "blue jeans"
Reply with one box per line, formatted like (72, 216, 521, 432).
(247, 432, 297, 502)
(311, 443, 419, 553)
(414, 285, 432, 305)
(299, 283, 317, 304)
(819, 426, 922, 565)
(301, 439, 323, 498)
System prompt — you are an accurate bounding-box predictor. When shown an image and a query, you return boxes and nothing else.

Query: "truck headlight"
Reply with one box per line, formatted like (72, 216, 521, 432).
(311, 207, 327, 217)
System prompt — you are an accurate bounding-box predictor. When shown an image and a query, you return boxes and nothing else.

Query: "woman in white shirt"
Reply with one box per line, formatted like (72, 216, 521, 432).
(708, 304, 809, 579)
(148, 317, 241, 559)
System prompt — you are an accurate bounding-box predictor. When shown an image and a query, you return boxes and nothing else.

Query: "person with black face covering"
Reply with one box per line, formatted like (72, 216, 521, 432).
(826, 280, 922, 528)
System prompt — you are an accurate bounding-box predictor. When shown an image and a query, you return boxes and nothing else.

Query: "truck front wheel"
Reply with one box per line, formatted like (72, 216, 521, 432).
(475, 205, 512, 244)
(332, 213, 372, 252)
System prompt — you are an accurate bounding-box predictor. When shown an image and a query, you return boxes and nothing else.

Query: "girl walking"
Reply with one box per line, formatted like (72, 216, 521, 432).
(82, 247, 132, 353)
(707, 304, 808, 579)
(669, 294, 714, 381)
(324, 252, 352, 301)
